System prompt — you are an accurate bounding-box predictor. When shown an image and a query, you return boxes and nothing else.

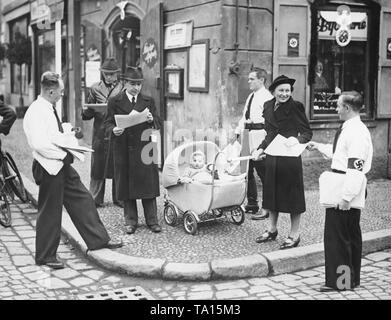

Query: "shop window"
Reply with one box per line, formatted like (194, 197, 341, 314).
(309, 3, 379, 119)
(9, 16, 31, 95)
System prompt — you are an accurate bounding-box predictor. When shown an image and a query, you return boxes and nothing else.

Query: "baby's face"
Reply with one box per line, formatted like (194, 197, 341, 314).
(190, 155, 205, 169)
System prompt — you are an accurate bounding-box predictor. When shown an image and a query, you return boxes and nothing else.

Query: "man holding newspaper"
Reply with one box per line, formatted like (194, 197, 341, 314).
(307, 91, 373, 292)
(104, 66, 162, 235)
(23, 71, 123, 270)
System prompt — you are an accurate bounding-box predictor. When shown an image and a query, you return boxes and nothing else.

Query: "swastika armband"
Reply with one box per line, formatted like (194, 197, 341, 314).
(348, 158, 365, 171)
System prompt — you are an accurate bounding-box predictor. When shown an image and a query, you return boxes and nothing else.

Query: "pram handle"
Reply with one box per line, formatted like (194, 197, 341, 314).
(227, 155, 255, 162)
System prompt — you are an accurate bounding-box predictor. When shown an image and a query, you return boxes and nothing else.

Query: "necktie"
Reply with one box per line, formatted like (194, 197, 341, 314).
(244, 93, 254, 120)
(332, 124, 343, 153)
(52, 104, 63, 133)
(131, 96, 136, 105)
(274, 102, 280, 112)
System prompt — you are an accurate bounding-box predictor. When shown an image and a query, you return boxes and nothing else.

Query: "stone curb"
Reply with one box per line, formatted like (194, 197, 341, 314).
(21, 173, 391, 281)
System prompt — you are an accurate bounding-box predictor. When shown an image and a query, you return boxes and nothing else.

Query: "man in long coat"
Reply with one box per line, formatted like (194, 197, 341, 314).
(82, 58, 123, 208)
(104, 66, 161, 234)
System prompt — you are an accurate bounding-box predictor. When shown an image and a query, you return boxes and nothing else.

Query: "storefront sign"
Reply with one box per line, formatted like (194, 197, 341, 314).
(164, 21, 193, 49)
(142, 38, 158, 68)
(387, 38, 391, 60)
(318, 11, 367, 41)
(288, 33, 299, 57)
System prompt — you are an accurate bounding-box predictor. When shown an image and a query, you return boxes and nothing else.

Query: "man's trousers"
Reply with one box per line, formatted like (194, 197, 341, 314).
(324, 207, 362, 290)
(33, 161, 110, 264)
(246, 159, 266, 208)
(123, 198, 158, 227)
(90, 177, 119, 206)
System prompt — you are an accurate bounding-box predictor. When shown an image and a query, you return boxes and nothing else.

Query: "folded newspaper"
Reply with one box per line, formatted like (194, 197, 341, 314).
(53, 131, 94, 162)
(115, 108, 149, 129)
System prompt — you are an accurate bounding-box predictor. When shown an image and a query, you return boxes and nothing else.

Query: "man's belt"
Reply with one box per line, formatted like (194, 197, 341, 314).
(332, 169, 346, 174)
(244, 123, 265, 131)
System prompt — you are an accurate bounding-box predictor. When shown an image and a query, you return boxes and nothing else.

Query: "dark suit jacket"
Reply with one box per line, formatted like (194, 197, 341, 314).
(104, 91, 161, 200)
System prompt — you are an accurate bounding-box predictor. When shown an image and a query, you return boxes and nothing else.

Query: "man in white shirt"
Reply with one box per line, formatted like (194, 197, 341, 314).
(23, 71, 123, 269)
(308, 91, 373, 292)
(235, 67, 273, 219)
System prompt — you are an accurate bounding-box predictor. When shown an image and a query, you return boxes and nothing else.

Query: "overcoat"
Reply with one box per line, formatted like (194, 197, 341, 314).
(82, 80, 123, 179)
(104, 91, 161, 200)
(259, 97, 312, 214)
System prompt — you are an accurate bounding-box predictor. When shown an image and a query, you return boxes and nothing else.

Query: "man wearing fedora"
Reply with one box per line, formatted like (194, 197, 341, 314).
(82, 57, 124, 208)
(104, 66, 162, 234)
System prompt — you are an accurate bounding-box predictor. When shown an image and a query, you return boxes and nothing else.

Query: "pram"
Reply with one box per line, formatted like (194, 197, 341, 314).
(162, 141, 250, 235)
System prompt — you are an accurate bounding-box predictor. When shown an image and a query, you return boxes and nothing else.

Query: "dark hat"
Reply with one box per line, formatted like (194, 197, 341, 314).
(100, 58, 120, 73)
(121, 66, 144, 82)
(269, 75, 296, 92)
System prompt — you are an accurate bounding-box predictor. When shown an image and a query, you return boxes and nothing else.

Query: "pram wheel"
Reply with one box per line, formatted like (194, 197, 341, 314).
(183, 211, 198, 235)
(230, 206, 245, 225)
(164, 203, 178, 226)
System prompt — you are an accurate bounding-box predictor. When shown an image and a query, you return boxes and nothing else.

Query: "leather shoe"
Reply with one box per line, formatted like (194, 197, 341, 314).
(279, 236, 300, 250)
(244, 205, 259, 213)
(125, 225, 137, 234)
(149, 224, 162, 233)
(37, 259, 65, 270)
(255, 230, 278, 243)
(104, 239, 123, 249)
(251, 211, 269, 220)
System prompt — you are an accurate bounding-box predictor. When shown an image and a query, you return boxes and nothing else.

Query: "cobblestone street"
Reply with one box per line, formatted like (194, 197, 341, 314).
(1, 200, 391, 301)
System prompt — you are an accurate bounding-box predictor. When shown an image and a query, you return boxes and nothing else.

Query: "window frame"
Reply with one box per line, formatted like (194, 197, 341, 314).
(309, 2, 379, 122)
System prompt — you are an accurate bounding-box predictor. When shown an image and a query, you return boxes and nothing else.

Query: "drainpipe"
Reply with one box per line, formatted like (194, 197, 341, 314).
(229, 0, 240, 75)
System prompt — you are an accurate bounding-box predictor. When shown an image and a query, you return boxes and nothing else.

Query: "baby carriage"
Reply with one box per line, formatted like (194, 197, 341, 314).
(162, 141, 250, 235)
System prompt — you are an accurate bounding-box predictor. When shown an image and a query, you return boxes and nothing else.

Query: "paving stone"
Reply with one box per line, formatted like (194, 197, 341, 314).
(248, 285, 273, 294)
(294, 270, 321, 277)
(216, 289, 248, 300)
(19, 266, 43, 273)
(15, 230, 36, 238)
(248, 278, 275, 286)
(190, 284, 213, 292)
(69, 277, 95, 287)
(1, 237, 20, 242)
(51, 268, 80, 280)
(302, 277, 324, 285)
(83, 270, 105, 280)
(271, 274, 303, 282)
(365, 252, 391, 262)
(11, 219, 29, 226)
(7, 247, 30, 255)
(187, 291, 214, 300)
(102, 276, 121, 283)
(215, 280, 249, 291)
(24, 270, 51, 281)
(12, 255, 35, 266)
(47, 278, 71, 290)
(4, 242, 23, 248)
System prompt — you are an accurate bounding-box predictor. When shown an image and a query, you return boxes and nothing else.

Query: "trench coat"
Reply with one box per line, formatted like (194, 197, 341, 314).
(259, 97, 312, 214)
(104, 91, 161, 200)
(82, 80, 123, 179)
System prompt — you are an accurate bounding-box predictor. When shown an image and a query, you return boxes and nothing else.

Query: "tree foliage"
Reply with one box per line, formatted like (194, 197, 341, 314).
(5, 32, 31, 66)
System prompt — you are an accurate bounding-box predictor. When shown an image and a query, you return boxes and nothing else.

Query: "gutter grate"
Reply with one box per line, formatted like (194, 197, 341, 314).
(78, 286, 155, 300)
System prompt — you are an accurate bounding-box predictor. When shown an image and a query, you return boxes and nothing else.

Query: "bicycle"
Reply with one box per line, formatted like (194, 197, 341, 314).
(0, 140, 28, 227)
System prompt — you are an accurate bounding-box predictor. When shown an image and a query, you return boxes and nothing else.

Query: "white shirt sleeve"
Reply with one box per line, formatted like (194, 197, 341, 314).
(24, 107, 67, 160)
(342, 131, 368, 202)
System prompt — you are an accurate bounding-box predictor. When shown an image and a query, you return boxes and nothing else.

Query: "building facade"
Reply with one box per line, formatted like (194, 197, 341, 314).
(1, 0, 390, 180)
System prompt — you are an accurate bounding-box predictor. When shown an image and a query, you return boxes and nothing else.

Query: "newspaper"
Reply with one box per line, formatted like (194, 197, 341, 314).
(115, 108, 149, 129)
(264, 134, 308, 157)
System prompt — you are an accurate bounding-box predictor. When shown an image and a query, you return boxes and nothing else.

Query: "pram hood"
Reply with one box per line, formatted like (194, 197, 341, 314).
(162, 141, 221, 188)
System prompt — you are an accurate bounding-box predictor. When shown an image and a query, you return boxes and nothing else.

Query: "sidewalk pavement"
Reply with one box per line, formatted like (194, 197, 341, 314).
(21, 172, 391, 281)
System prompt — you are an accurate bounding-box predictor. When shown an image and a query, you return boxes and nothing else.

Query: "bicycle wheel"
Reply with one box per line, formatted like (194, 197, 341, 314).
(0, 191, 11, 227)
(2, 152, 27, 202)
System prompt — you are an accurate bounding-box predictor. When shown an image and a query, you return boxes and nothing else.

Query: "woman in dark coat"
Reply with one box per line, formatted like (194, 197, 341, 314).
(104, 66, 162, 235)
(253, 75, 312, 249)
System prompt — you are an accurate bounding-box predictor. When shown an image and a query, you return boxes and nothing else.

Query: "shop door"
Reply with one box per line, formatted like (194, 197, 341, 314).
(140, 3, 164, 165)
(273, 0, 310, 111)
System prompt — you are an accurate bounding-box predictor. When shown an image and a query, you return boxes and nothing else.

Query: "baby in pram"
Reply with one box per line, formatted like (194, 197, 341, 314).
(178, 150, 241, 184)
